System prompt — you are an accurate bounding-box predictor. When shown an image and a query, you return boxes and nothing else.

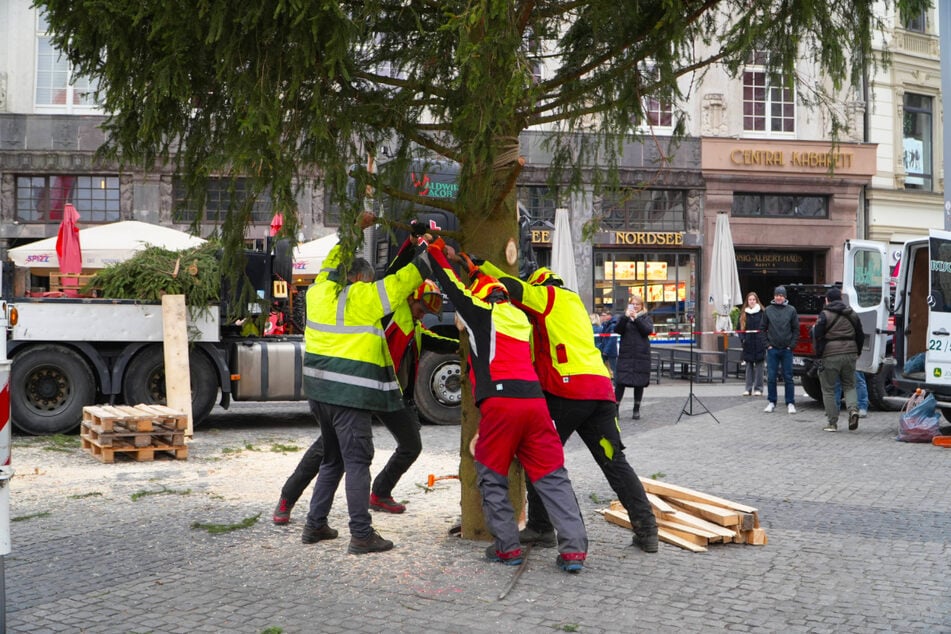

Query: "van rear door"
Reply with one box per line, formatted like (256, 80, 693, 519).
(925, 229, 951, 384)
(843, 239, 889, 373)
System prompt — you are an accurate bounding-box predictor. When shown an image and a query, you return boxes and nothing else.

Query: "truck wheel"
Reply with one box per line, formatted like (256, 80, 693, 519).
(414, 352, 461, 425)
(11, 345, 95, 435)
(122, 345, 219, 425)
(800, 373, 824, 404)
(866, 363, 905, 412)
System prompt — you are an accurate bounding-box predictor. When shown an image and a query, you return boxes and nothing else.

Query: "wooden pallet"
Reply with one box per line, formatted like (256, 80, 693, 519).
(80, 436, 189, 463)
(80, 404, 188, 463)
(82, 404, 188, 433)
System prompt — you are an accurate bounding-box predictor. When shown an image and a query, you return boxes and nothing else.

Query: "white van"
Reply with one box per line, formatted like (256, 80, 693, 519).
(844, 230, 951, 421)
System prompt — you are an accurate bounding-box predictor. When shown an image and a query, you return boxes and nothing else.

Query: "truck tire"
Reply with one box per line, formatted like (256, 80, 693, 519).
(11, 344, 95, 435)
(866, 363, 904, 412)
(800, 372, 824, 404)
(122, 345, 219, 425)
(414, 351, 461, 426)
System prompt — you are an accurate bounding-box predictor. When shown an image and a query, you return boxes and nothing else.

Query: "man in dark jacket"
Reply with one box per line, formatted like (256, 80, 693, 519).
(812, 287, 865, 432)
(762, 286, 799, 414)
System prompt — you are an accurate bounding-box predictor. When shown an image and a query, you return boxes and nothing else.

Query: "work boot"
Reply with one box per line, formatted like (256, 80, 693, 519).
(848, 408, 860, 431)
(632, 530, 659, 553)
(632, 402, 641, 420)
(823, 421, 838, 432)
(273, 498, 292, 525)
(518, 525, 556, 548)
(348, 529, 394, 555)
(485, 544, 523, 566)
(555, 552, 586, 573)
(301, 524, 339, 544)
(369, 493, 406, 514)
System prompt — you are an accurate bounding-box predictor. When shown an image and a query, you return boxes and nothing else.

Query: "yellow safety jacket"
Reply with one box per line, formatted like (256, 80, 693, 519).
(481, 261, 615, 402)
(303, 258, 425, 412)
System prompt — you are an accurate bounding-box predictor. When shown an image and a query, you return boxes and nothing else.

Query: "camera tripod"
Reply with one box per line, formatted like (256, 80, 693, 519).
(676, 320, 720, 424)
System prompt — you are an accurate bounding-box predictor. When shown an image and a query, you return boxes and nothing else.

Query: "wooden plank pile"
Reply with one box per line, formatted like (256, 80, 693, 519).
(80, 404, 189, 463)
(601, 477, 766, 552)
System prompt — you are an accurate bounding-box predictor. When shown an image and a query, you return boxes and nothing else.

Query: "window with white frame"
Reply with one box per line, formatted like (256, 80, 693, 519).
(35, 12, 99, 111)
(743, 52, 794, 134)
(903, 8, 928, 33)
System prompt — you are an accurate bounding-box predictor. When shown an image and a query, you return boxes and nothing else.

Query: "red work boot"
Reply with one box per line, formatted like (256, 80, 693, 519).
(369, 493, 406, 514)
(273, 498, 292, 525)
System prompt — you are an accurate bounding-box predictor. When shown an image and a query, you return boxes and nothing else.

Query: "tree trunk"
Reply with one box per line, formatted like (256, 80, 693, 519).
(456, 147, 526, 540)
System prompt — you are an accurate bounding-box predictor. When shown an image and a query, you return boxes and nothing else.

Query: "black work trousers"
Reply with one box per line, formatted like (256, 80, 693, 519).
(526, 394, 656, 534)
(280, 402, 422, 506)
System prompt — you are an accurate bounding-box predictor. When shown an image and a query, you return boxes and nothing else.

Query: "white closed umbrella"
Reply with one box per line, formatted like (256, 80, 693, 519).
(550, 208, 579, 291)
(707, 213, 743, 332)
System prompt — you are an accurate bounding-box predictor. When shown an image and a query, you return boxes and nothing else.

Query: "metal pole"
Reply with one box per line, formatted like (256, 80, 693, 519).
(0, 265, 14, 634)
(941, 1, 951, 229)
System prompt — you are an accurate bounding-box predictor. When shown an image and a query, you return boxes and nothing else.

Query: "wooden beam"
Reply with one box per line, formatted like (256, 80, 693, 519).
(663, 510, 738, 542)
(658, 528, 707, 553)
(665, 498, 740, 526)
(162, 295, 194, 436)
(639, 477, 758, 514)
(646, 492, 677, 515)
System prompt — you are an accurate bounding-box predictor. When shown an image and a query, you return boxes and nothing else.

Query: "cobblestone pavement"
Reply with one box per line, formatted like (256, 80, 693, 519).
(5, 377, 951, 633)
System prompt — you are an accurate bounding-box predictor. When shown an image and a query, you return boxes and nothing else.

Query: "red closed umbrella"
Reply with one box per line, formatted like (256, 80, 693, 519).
(55, 203, 83, 294)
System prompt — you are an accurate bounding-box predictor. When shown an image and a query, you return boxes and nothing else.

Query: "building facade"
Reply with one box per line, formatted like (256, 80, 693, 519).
(1, 0, 943, 347)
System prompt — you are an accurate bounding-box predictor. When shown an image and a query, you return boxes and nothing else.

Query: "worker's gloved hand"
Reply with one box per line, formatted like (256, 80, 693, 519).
(429, 237, 446, 252)
(410, 220, 429, 237)
(416, 232, 433, 247)
(459, 252, 480, 278)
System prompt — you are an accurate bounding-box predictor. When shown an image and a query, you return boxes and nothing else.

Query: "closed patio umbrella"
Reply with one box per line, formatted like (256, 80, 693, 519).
(707, 213, 743, 332)
(55, 203, 82, 291)
(550, 208, 579, 291)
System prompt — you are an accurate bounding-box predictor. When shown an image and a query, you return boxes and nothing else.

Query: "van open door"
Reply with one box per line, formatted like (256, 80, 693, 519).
(843, 239, 889, 373)
(925, 229, 951, 385)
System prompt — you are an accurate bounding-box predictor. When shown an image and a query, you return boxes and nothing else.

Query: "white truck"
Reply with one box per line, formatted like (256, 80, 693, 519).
(845, 229, 951, 420)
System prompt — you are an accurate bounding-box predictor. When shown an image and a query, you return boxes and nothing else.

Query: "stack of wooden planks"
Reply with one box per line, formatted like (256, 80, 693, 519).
(80, 404, 189, 463)
(601, 477, 766, 552)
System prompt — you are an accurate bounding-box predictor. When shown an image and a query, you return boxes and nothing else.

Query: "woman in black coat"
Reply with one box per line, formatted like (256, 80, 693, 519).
(614, 294, 654, 419)
(738, 291, 767, 396)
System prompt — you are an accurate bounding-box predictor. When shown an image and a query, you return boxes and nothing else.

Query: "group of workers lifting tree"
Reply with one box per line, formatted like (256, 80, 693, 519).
(272, 208, 658, 574)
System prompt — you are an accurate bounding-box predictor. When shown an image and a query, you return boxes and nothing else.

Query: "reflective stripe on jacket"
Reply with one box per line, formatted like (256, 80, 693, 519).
(480, 261, 616, 402)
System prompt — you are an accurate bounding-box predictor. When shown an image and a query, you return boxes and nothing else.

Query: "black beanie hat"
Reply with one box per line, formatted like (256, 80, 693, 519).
(774, 286, 787, 297)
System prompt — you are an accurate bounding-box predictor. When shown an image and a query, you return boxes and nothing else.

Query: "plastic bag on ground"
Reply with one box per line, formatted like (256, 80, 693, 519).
(897, 391, 941, 443)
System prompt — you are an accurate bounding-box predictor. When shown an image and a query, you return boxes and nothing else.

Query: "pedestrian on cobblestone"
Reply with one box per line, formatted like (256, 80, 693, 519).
(431, 249, 589, 573)
(762, 286, 799, 415)
(812, 287, 864, 432)
(301, 227, 433, 555)
(738, 291, 767, 396)
(478, 263, 658, 554)
(614, 295, 654, 420)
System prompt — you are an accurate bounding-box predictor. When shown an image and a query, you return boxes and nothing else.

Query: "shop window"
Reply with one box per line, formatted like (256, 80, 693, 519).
(742, 51, 794, 134)
(903, 93, 933, 191)
(173, 177, 273, 224)
(15, 175, 120, 223)
(35, 12, 99, 111)
(594, 250, 697, 342)
(731, 193, 828, 218)
(601, 189, 685, 232)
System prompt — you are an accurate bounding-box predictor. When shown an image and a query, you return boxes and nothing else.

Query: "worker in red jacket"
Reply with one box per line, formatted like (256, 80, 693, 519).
(478, 262, 659, 553)
(427, 246, 588, 572)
